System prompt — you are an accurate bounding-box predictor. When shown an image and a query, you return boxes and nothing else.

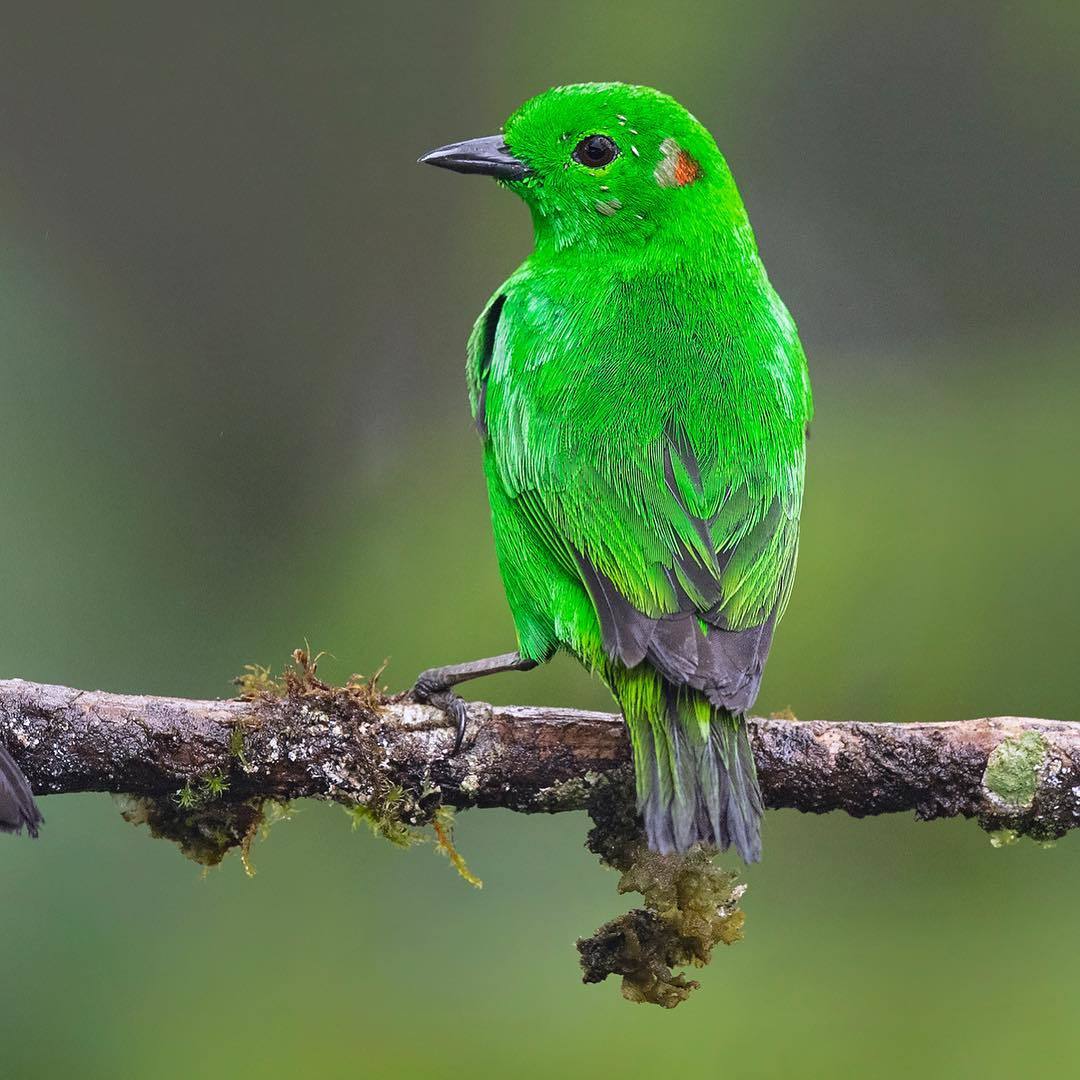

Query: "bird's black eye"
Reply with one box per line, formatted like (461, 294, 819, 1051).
(573, 134, 619, 168)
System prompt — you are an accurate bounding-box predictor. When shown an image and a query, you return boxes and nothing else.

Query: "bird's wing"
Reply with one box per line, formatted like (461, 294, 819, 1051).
(470, 277, 810, 712)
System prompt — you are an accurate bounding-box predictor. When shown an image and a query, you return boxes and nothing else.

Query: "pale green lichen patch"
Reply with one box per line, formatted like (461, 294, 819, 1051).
(983, 731, 1049, 808)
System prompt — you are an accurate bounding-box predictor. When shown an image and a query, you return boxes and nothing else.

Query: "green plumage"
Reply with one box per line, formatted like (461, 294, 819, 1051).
(455, 84, 812, 860)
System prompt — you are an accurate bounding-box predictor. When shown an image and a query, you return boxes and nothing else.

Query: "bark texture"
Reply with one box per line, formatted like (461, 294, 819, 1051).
(2, 677, 1077, 839)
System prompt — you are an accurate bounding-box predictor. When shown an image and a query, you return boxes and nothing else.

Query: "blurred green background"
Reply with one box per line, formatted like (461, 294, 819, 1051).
(1, 3, 1078, 1077)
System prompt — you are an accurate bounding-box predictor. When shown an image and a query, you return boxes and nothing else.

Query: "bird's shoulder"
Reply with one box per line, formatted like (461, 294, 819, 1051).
(472, 256, 809, 472)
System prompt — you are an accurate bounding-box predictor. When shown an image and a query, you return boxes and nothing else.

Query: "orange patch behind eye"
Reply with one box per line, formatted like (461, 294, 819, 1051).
(655, 138, 703, 188)
(673, 150, 702, 186)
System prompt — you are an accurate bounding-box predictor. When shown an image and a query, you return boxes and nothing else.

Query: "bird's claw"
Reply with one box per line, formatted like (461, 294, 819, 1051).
(409, 673, 469, 755)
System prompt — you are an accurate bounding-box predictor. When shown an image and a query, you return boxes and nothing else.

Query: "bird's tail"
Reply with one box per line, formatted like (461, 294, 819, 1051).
(0, 743, 43, 838)
(617, 673, 762, 861)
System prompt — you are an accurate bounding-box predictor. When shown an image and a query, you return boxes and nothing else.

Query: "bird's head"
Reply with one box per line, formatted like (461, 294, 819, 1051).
(420, 83, 751, 255)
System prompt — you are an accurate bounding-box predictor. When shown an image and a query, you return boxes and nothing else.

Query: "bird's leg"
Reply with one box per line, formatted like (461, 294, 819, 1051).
(408, 651, 538, 754)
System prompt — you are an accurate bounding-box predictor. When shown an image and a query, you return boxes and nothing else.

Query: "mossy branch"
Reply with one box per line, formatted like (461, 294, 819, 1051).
(6, 660, 1077, 1007)
(2, 670, 1078, 842)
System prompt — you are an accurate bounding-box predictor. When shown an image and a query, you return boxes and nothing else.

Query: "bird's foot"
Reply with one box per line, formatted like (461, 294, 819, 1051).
(402, 653, 537, 755)
(408, 671, 470, 755)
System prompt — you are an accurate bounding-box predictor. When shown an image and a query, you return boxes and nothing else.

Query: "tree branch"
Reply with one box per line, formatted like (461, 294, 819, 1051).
(2, 674, 1077, 841)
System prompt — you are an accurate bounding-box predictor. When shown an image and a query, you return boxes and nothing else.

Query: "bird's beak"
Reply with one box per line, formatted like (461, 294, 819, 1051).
(418, 135, 531, 180)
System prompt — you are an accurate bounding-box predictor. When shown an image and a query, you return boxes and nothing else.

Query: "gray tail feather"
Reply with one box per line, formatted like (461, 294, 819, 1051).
(0, 743, 43, 838)
(639, 688, 762, 862)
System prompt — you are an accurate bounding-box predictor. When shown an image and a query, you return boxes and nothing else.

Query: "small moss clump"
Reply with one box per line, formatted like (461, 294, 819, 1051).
(345, 792, 482, 887)
(345, 784, 421, 848)
(577, 771, 745, 1008)
(233, 662, 281, 699)
(119, 794, 264, 868)
(227, 725, 250, 767)
(125, 646, 480, 885)
(432, 805, 482, 888)
(233, 646, 386, 710)
(174, 768, 231, 811)
(235, 647, 480, 885)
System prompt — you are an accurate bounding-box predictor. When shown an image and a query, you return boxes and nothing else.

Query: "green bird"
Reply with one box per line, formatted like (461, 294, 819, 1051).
(416, 83, 811, 861)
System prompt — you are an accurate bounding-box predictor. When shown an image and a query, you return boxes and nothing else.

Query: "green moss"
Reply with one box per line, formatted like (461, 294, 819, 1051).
(119, 794, 293, 875)
(202, 769, 230, 798)
(241, 800, 295, 876)
(173, 769, 231, 810)
(233, 662, 283, 698)
(984, 731, 1049, 808)
(432, 806, 482, 888)
(119, 794, 265, 869)
(232, 647, 481, 884)
(345, 791, 482, 886)
(175, 782, 199, 810)
(121, 645, 488, 887)
(232, 646, 385, 709)
(227, 725, 250, 767)
(235, 647, 480, 884)
(577, 772, 744, 1008)
(345, 785, 421, 848)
